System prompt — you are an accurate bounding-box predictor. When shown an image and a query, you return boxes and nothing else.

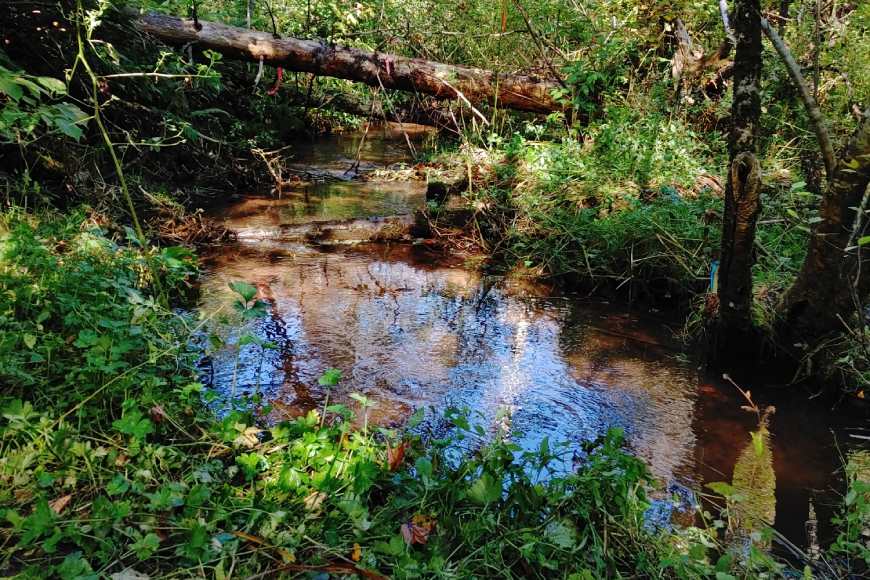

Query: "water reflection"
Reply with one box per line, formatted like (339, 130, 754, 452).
(197, 129, 867, 549)
(199, 241, 702, 486)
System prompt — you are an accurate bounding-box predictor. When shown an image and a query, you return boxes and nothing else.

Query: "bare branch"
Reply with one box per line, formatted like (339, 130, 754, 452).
(759, 17, 836, 178)
(719, 0, 736, 44)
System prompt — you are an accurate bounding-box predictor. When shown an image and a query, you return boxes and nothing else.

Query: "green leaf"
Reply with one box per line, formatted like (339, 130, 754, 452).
(20, 499, 55, 545)
(318, 368, 342, 387)
(858, 236, 870, 247)
(23, 334, 36, 349)
(112, 409, 155, 440)
(73, 329, 99, 348)
(228, 280, 257, 303)
(407, 407, 425, 429)
(236, 452, 266, 480)
(468, 472, 501, 505)
(415, 457, 433, 483)
(0, 76, 24, 101)
(844, 489, 857, 506)
(106, 474, 130, 496)
(131, 532, 160, 560)
(350, 392, 375, 408)
(545, 519, 576, 548)
(36, 76, 66, 95)
(705, 481, 735, 497)
(53, 117, 83, 141)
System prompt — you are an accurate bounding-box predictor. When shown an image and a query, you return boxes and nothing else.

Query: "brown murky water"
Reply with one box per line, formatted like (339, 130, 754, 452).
(198, 126, 868, 550)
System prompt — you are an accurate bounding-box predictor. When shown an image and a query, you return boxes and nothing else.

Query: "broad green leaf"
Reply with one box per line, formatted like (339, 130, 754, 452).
(0, 77, 24, 101)
(36, 76, 66, 95)
(228, 280, 257, 302)
(468, 472, 501, 505)
(318, 368, 342, 387)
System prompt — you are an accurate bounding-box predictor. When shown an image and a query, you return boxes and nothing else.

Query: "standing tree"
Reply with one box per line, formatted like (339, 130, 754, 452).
(777, 114, 870, 340)
(713, 2, 869, 386)
(715, 0, 763, 363)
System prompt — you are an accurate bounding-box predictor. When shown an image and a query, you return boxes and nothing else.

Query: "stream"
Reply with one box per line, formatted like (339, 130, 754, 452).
(197, 125, 868, 550)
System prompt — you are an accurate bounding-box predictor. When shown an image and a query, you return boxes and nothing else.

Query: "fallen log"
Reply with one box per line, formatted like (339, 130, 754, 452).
(132, 11, 563, 114)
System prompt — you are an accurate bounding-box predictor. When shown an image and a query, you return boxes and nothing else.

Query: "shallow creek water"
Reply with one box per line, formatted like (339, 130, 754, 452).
(198, 126, 867, 549)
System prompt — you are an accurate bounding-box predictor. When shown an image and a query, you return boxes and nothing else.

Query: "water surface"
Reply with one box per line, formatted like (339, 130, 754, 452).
(198, 126, 868, 550)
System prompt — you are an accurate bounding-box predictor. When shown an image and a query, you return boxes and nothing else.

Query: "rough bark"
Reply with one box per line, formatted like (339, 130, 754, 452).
(715, 0, 763, 358)
(778, 111, 870, 338)
(132, 10, 563, 114)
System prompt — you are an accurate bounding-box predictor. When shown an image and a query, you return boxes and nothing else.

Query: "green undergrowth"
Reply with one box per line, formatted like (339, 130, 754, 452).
(433, 104, 814, 314)
(2, 209, 844, 579)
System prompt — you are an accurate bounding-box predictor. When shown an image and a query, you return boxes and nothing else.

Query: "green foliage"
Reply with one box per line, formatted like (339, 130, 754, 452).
(0, 63, 88, 144)
(830, 450, 870, 573)
(0, 210, 790, 579)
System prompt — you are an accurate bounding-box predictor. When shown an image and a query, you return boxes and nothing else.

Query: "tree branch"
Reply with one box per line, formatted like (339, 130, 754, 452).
(759, 16, 836, 178)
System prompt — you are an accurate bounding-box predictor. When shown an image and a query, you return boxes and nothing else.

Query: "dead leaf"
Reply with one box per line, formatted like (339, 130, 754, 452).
(400, 514, 436, 545)
(351, 542, 362, 562)
(232, 531, 267, 545)
(49, 494, 72, 514)
(303, 491, 327, 513)
(149, 405, 167, 423)
(387, 440, 408, 471)
(115, 453, 129, 467)
(233, 425, 262, 448)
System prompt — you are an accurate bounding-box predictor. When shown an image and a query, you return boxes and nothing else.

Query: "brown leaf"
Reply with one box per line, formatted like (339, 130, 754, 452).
(303, 491, 327, 513)
(387, 440, 408, 471)
(49, 494, 72, 514)
(115, 453, 129, 467)
(400, 514, 436, 545)
(149, 405, 167, 423)
(232, 531, 266, 545)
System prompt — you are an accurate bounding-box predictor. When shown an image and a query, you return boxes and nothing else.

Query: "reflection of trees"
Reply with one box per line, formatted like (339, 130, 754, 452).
(201, 239, 704, 484)
(559, 318, 698, 484)
(730, 424, 776, 538)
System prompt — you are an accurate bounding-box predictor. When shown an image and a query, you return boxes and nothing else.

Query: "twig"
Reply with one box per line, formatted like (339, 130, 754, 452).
(510, 0, 567, 86)
(433, 76, 489, 126)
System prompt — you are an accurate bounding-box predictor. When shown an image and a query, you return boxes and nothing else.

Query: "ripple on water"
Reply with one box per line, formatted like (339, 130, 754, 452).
(197, 129, 867, 550)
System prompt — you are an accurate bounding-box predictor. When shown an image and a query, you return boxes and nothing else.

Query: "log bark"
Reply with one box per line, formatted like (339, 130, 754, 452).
(132, 10, 563, 114)
(714, 0, 763, 362)
(778, 111, 870, 339)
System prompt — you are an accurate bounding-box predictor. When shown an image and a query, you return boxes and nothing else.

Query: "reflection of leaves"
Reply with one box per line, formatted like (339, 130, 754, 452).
(386, 440, 408, 471)
(730, 426, 776, 535)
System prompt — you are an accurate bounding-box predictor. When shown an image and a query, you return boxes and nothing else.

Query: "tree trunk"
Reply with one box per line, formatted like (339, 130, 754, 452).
(778, 111, 870, 339)
(715, 0, 763, 360)
(132, 11, 563, 114)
